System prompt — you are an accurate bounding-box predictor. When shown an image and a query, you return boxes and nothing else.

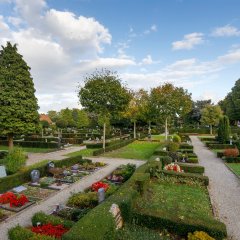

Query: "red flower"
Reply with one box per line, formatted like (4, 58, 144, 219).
(0, 192, 29, 207)
(31, 223, 69, 238)
(91, 181, 109, 192)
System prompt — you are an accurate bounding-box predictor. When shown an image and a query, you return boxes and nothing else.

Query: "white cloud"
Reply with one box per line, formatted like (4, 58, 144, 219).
(144, 24, 158, 35)
(212, 25, 240, 37)
(141, 55, 153, 65)
(172, 32, 204, 50)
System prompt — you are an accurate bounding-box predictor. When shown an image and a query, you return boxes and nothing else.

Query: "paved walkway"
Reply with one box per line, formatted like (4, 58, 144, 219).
(0, 157, 144, 240)
(190, 136, 240, 240)
(26, 146, 86, 166)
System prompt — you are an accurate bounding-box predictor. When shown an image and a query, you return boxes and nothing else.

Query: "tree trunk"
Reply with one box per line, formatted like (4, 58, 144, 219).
(133, 120, 136, 139)
(210, 125, 212, 135)
(148, 121, 151, 134)
(165, 117, 168, 141)
(8, 133, 14, 150)
(103, 122, 106, 151)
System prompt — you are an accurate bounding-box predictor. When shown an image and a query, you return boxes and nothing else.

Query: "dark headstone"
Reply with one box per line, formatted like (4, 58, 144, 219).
(30, 170, 40, 183)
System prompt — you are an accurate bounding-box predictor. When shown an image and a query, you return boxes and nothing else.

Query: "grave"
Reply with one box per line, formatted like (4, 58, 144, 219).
(0, 166, 7, 178)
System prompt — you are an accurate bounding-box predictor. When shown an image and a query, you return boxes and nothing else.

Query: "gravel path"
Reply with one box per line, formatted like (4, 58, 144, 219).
(0, 157, 144, 240)
(26, 146, 86, 166)
(190, 136, 240, 240)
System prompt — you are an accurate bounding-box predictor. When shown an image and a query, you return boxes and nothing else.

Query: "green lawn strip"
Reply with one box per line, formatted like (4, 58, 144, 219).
(133, 179, 226, 238)
(0, 145, 57, 153)
(150, 135, 166, 142)
(103, 141, 162, 160)
(65, 148, 100, 157)
(226, 163, 240, 176)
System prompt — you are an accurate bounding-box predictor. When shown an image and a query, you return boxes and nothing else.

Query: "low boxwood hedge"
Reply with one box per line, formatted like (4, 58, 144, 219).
(217, 152, 224, 158)
(207, 143, 234, 149)
(177, 149, 194, 153)
(179, 144, 193, 149)
(0, 140, 59, 148)
(153, 149, 169, 156)
(187, 157, 199, 164)
(61, 138, 83, 144)
(177, 163, 204, 174)
(0, 155, 85, 193)
(223, 157, 240, 163)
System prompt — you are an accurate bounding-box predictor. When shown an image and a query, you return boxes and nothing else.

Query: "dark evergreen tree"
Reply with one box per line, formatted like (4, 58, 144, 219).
(0, 42, 39, 148)
(217, 115, 230, 144)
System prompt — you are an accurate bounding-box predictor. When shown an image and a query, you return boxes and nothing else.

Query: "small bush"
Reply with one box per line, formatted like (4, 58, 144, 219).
(188, 231, 215, 240)
(160, 156, 172, 166)
(223, 148, 239, 157)
(5, 147, 27, 174)
(168, 152, 180, 162)
(167, 142, 180, 152)
(172, 134, 181, 143)
(67, 192, 98, 208)
(32, 211, 74, 229)
(8, 225, 34, 240)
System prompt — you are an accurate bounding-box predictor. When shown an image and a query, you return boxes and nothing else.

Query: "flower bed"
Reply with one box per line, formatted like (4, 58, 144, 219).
(31, 223, 69, 238)
(164, 163, 183, 173)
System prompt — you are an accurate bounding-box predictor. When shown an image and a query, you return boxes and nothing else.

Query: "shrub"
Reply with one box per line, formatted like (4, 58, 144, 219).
(167, 142, 180, 152)
(5, 147, 27, 174)
(66, 192, 98, 208)
(160, 156, 172, 166)
(8, 225, 34, 240)
(188, 231, 215, 240)
(217, 115, 230, 144)
(172, 134, 181, 143)
(32, 212, 74, 229)
(180, 144, 193, 149)
(0, 150, 8, 159)
(223, 148, 239, 157)
(168, 152, 180, 162)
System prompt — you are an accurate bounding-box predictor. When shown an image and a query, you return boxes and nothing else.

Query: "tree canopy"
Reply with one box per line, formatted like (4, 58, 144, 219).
(200, 105, 223, 134)
(0, 42, 39, 148)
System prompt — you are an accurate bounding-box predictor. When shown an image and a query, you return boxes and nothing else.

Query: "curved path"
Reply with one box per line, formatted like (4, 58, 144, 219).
(0, 157, 144, 240)
(190, 136, 240, 240)
(26, 146, 86, 166)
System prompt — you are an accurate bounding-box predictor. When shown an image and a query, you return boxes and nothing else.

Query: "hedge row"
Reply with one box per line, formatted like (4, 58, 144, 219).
(61, 138, 83, 144)
(207, 143, 234, 149)
(0, 150, 8, 159)
(179, 144, 193, 149)
(0, 140, 59, 149)
(177, 163, 204, 174)
(217, 152, 224, 158)
(177, 149, 194, 153)
(223, 157, 240, 163)
(0, 155, 86, 193)
(92, 139, 135, 156)
(200, 137, 216, 142)
(24, 137, 59, 142)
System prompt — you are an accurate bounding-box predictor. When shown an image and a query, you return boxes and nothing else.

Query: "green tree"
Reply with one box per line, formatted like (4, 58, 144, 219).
(200, 105, 223, 134)
(124, 89, 147, 138)
(149, 83, 192, 140)
(59, 108, 75, 128)
(78, 69, 131, 149)
(77, 109, 90, 128)
(47, 110, 59, 123)
(0, 42, 39, 149)
(217, 115, 231, 143)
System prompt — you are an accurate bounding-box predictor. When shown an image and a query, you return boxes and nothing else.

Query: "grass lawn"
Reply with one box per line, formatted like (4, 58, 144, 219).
(65, 148, 99, 157)
(103, 141, 161, 160)
(150, 135, 166, 141)
(227, 163, 240, 176)
(0, 145, 57, 153)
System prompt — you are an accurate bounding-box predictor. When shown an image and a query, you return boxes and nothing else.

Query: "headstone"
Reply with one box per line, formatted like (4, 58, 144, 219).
(109, 203, 123, 229)
(0, 166, 7, 178)
(30, 170, 40, 183)
(98, 187, 105, 203)
(155, 157, 160, 162)
(47, 161, 55, 169)
(13, 185, 27, 193)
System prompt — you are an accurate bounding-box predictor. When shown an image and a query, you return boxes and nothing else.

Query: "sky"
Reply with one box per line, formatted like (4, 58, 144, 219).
(0, 0, 240, 113)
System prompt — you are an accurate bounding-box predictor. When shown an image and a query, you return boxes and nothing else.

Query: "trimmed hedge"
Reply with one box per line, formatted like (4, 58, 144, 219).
(131, 208, 226, 240)
(24, 137, 58, 142)
(223, 157, 240, 163)
(92, 139, 135, 156)
(187, 158, 199, 164)
(207, 143, 234, 150)
(153, 148, 169, 156)
(0, 155, 85, 193)
(177, 163, 204, 174)
(179, 144, 193, 149)
(177, 149, 194, 153)
(61, 138, 83, 144)
(0, 150, 8, 159)
(200, 137, 216, 142)
(0, 140, 59, 148)
(217, 152, 224, 158)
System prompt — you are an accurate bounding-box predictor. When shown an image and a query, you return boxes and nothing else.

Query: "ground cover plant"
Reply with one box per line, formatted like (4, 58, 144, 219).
(65, 148, 100, 157)
(103, 140, 161, 160)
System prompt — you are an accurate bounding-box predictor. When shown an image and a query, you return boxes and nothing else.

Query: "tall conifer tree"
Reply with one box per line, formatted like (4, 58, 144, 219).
(0, 42, 39, 148)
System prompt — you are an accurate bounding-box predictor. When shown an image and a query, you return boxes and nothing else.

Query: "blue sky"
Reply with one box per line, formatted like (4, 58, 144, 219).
(0, 0, 240, 112)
